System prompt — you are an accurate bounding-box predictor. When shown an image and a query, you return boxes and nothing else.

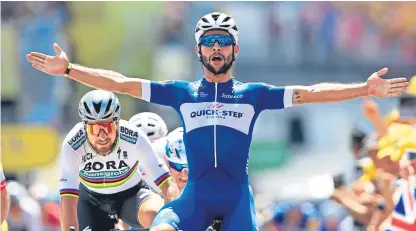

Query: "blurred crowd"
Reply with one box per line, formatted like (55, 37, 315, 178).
(254, 77, 416, 231)
(268, 2, 416, 65)
(1, 181, 60, 231)
(1, 1, 416, 231)
(1, 1, 415, 125)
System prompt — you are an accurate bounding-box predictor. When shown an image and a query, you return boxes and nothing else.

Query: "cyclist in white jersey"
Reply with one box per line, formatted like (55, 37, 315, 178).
(27, 11, 409, 231)
(59, 90, 180, 231)
(129, 112, 168, 143)
(130, 112, 169, 194)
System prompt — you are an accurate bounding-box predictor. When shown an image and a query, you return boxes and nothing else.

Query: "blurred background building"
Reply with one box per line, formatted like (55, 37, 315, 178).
(1, 2, 415, 230)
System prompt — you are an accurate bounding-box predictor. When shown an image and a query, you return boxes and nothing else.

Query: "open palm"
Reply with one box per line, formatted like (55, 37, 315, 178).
(367, 68, 409, 98)
(26, 43, 69, 76)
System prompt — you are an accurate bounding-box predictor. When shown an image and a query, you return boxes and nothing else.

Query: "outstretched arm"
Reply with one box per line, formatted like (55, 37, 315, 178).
(292, 82, 368, 105)
(64, 64, 145, 98)
(290, 68, 408, 106)
(257, 68, 408, 111)
(26, 43, 146, 98)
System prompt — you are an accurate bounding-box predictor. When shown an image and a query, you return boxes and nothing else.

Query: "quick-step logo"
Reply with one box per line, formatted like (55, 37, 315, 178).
(180, 102, 255, 135)
(189, 103, 243, 120)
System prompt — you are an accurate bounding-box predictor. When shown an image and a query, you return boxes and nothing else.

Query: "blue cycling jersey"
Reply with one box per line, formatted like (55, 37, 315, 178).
(143, 77, 297, 231)
(142, 77, 294, 183)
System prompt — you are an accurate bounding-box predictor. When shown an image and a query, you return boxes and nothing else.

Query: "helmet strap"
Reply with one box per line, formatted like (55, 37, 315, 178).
(198, 44, 236, 76)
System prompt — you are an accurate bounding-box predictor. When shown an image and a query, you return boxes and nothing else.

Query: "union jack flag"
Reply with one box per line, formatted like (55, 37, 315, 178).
(388, 179, 416, 231)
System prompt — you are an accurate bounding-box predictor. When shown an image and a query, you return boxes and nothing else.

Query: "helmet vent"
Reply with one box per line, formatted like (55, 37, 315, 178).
(92, 101, 102, 114)
(102, 113, 111, 119)
(83, 102, 91, 114)
(85, 115, 95, 120)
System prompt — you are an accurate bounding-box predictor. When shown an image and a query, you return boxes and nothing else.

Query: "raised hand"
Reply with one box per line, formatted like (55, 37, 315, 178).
(367, 68, 409, 98)
(26, 43, 69, 76)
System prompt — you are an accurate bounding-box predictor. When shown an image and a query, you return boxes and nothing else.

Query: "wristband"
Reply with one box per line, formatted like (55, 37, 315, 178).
(64, 63, 72, 77)
(0, 180, 6, 191)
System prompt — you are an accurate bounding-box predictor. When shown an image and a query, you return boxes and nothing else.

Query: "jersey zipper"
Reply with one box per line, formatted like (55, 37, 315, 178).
(214, 82, 218, 168)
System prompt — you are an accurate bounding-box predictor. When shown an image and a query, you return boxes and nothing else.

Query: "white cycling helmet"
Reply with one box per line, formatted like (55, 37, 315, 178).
(194, 12, 239, 45)
(129, 112, 168, 141)
(165, 127, 187, 165)
(78, 90, 120, 121)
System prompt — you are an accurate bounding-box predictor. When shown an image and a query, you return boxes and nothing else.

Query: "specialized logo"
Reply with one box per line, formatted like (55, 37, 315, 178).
(221, 93, 243, 99)
(120, 126, 138, 144)
(189, 103, 243, 120)
(117, 147, 128, 160)
(68, 129, 86, 150)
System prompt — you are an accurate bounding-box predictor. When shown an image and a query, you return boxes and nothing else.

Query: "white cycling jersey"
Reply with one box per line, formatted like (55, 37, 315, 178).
(139, 137, 169, 194)
(152, 137, 169, 160)
(59, 119, 170, 196)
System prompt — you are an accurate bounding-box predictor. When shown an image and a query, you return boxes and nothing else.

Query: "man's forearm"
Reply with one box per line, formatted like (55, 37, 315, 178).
(60, 197, 79, 231)
(332, 189, 373, 224)
(159, 177, 180, 203)
(372, 117, 388, 138)
(305, 83, 368, 103)
(68, 64, 143, 98)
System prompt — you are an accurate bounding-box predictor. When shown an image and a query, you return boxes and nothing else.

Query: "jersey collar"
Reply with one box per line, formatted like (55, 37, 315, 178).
(202, 76, 234, 86)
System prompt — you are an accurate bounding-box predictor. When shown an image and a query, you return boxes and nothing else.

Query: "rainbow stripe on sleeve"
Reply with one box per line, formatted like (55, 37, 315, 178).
(60, 189, 79, 198)
(155, 172, 171, 188)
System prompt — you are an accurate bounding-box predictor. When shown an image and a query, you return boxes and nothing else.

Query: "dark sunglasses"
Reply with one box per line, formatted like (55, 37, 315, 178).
(199, 34, 234, 47)
(168, 161, 188, 172)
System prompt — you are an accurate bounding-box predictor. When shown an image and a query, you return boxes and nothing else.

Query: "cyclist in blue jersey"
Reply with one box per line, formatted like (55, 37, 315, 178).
(154, 127, 189, 191)
(27, 11, 409, 231)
